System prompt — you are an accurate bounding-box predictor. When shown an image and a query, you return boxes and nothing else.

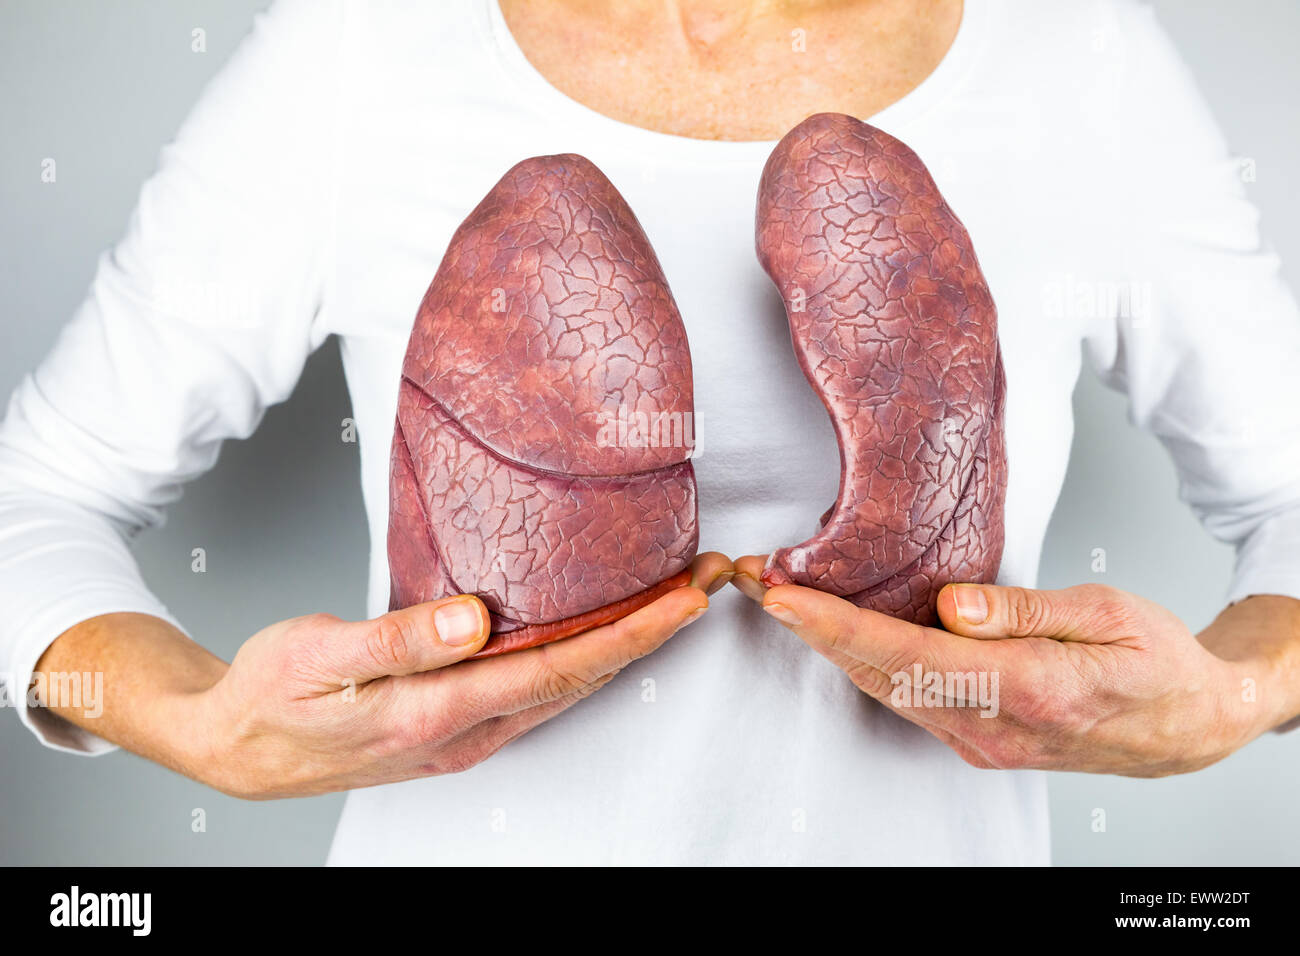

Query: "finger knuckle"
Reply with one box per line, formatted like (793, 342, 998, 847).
(877, 656, 913, 687)
(1074, 582, 1121, 603)
(365, 616, 412, 672)
(846, 661, 892, 700)
(937, 732, 996, 770)
(576, 671, 618, 699)
(295, 611, 340, 631)
(394, 705, 458, 753)
(1074, 583, 1135, 631)
(611, 613, 665, 662)
(428, 742, 493, 776)
(955, 746, 995, 770)
(536, 649, 596, 702)
(1004, 589, 1052, 637)
(1073, 582, 1119, 612)
(878, 643, 922, 682)
(981, 736, 1033, 770)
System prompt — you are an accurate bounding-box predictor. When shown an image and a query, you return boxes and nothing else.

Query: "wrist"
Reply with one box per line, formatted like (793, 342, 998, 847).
(1199, 595, 1300, 735)
(150, 679, 237, 789)
(33, 612, 233, 768)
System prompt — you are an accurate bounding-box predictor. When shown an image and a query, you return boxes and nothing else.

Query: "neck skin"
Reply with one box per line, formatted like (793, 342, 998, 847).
(498, 0, 964, 140)
(655, 1, 819, 51)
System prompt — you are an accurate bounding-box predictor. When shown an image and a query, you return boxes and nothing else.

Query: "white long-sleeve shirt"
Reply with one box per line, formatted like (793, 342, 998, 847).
(3, 0, 1299, 865)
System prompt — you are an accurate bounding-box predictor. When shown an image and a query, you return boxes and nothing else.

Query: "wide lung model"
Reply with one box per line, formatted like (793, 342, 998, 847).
(388, 155, 699, 657)
(756, 113, 1006, 625)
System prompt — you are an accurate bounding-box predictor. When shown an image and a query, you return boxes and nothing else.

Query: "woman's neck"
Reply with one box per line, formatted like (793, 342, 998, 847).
(498, 0, 963, 140)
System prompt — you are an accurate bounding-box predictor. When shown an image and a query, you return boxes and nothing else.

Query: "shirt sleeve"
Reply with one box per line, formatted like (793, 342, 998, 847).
(1082, 2, 1300, 608)
(0, 0, 342, 753)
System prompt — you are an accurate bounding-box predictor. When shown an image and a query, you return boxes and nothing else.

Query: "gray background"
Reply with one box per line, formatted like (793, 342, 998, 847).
(1, 0, 1296, 865)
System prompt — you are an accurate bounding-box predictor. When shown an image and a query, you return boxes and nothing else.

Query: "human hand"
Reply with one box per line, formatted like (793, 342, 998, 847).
(732, 555, 1296, 776)
(194, 552, 732, 798)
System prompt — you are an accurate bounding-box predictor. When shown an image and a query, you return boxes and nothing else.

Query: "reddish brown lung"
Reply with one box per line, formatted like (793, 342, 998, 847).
(756, 113, 1006, 625)
(388, 154, 699, 656)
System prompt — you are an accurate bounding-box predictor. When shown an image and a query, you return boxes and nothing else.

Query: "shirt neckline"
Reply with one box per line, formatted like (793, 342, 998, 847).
(482, 0, 988, 163)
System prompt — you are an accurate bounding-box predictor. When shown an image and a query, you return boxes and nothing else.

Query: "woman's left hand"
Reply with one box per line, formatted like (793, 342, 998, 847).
(732, 556, 1299, 776)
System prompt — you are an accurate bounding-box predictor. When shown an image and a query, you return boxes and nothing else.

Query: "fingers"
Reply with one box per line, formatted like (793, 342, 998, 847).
(733, 558, 1154, 772)
(730, 553, 769, 601)
(761, 579, 998, 673)
(936, 582, 1142, 644)
(431, 677, 617, 772)
(728, 555, 1014, 734)
(425, 581, 709, 718)
(769, 586, 1009, 744)
(311, 595, 490, 686)
(732, 552, 1002, 686)
(313, 557, 728, 692)
(690, 551, 736, 596)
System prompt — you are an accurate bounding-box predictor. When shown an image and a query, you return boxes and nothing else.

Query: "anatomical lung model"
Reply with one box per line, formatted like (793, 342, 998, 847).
(388, 154, 699, 657)
(756, 113, 1007, 625)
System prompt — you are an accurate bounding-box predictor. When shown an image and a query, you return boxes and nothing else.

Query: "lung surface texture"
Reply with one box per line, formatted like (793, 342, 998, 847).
(757, 113, 1006, 625)
(388, 154, 699, 656)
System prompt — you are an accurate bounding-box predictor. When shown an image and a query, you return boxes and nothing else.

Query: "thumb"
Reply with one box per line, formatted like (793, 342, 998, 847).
(937, 582, 1136, 643)
(321, 594, 491, 684)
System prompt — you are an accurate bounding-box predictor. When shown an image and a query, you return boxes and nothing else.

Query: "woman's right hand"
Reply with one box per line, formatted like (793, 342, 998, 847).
(32, 553, 730, 799)
(194, 552, 729, 798)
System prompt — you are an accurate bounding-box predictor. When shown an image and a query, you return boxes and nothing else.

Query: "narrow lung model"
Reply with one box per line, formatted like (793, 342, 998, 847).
(388, 155, 699, 656)
(756, 113, 1006, 625)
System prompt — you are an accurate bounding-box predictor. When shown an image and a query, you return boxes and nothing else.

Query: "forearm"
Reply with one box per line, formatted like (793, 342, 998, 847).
(32, 612, 228, 782)
(1197, 594, 1300, 732)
